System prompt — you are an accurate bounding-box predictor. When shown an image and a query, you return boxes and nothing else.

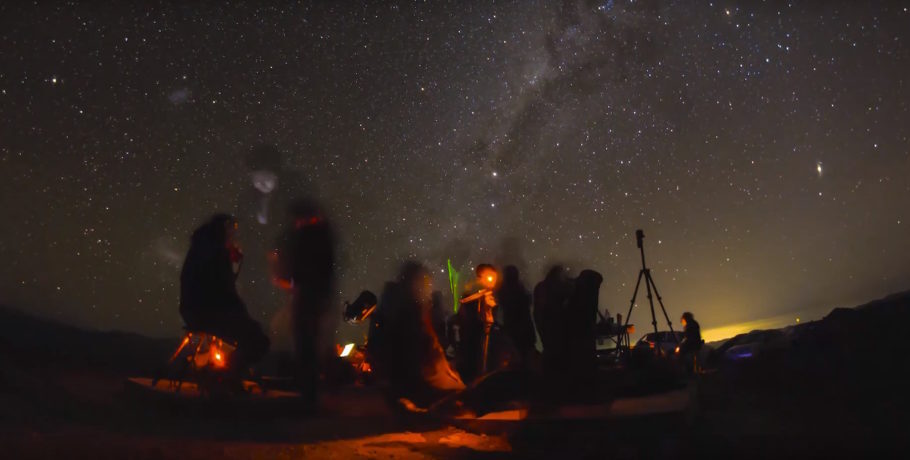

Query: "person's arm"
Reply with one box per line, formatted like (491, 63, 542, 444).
(229, 245, 244, 276)
(483, 289, 497, 308)
(273, 277, 294, 290)
(213, 248, 244, 311)
(267, 249, 294, 290)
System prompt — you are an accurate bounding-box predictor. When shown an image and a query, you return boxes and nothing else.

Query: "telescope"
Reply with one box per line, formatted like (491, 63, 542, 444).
(459, 288, 493, 304)
(343, 290, 378, 324)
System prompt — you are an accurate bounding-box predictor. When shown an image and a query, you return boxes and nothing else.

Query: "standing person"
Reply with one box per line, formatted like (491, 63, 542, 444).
(564, 269, 603, 394)
(366, 281, 398, 380)
(497, 266, 536, 368)
(239, 144, 314, 344)
(679, 312, 703, 373)
(533, 265, 572, 396)
(272, 200, 336, 408)
(179, 214, 270, 381)
(456, 264, 498, 383)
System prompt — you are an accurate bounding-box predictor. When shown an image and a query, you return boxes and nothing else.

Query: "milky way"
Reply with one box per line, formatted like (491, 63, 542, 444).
(1, 1, 909, 344)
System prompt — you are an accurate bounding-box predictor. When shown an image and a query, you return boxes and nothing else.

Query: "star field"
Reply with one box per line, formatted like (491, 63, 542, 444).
(1, 1, 909, 343)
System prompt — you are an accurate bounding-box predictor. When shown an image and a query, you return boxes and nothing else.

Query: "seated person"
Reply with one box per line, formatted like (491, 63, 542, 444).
(379, 262, 465, 407)
(179, 214, 270, 375)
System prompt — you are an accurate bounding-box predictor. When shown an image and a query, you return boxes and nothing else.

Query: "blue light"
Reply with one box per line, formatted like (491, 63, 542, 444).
(730, 350, 753, 360)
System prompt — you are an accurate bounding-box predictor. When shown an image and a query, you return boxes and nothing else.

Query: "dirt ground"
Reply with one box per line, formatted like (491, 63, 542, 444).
(0, 364, 690, 459)
(4, 294, 910, 458)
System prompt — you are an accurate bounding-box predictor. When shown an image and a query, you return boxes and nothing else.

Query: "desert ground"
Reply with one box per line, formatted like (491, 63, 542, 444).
(3, 291, 910, 458)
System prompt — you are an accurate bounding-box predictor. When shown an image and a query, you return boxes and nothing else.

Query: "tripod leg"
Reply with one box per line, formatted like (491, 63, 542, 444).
(643, 270, 664, 357)
(481, 323, 491, 375)
(623, 270, 645, 348)
(646, 271, 677, 339)
(643, 270, 659, 334)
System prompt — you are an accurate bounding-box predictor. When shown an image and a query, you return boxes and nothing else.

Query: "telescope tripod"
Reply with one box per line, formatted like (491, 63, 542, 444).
(460, 289, 496, 375)
(622, 229, 678, 355)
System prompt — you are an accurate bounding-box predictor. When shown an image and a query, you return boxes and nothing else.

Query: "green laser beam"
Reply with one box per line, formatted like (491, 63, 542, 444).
(447, 258, 460, 313)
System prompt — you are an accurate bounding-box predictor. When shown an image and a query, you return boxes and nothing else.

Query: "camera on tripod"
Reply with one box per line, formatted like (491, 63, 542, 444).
(621, 228, 679, 356)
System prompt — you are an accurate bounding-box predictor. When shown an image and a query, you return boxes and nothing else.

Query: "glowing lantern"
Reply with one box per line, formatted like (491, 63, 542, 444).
(339, 343, 355, 358)
(478, 267, 498, 289)
(210, 344, 227, 368)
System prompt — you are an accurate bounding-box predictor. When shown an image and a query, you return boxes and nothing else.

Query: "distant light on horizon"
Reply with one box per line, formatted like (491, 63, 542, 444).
(700, 310, 823, 343)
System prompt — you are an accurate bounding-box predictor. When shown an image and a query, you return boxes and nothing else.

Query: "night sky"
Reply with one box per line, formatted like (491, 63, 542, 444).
(2, 1, 909, 345)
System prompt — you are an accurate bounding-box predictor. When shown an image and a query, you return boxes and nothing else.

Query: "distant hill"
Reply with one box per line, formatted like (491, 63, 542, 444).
(706, 289, 910, 368)
(0, 305, 175, 374)
(4, 289, 909, 375)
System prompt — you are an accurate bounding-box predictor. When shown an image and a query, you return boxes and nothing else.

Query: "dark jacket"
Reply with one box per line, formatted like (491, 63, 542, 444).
(497, 270, 536, 354)
(681, 320, 702, 354)
(565, 269, 603, 378)
(179, 236, 245, 328)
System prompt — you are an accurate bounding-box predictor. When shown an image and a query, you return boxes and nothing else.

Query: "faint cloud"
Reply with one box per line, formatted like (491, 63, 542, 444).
(167, 88, 191, 105)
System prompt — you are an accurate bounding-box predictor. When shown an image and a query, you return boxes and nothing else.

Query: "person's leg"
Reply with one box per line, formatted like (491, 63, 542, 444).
(293, 314, 319, 407)
(217, 312, 270, 372)
(681, 349, 695, 374)
(295, 328, 318, 406)
(238, 315, 270, 365)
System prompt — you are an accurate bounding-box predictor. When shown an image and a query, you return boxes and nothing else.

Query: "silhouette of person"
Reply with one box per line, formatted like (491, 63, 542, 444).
(456, 264, 498, 383)
(679, 311, 703, 373)
(239, 144, 316, 346)
(381, 262, 464, 406)
(179, 214, 270, 375)
(366, 280, 398, 380)
(533, 266, 571, 381)
(272, 200, 336, 406)
(497, 265, 536, 368)
(564, 269, 603, 394)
